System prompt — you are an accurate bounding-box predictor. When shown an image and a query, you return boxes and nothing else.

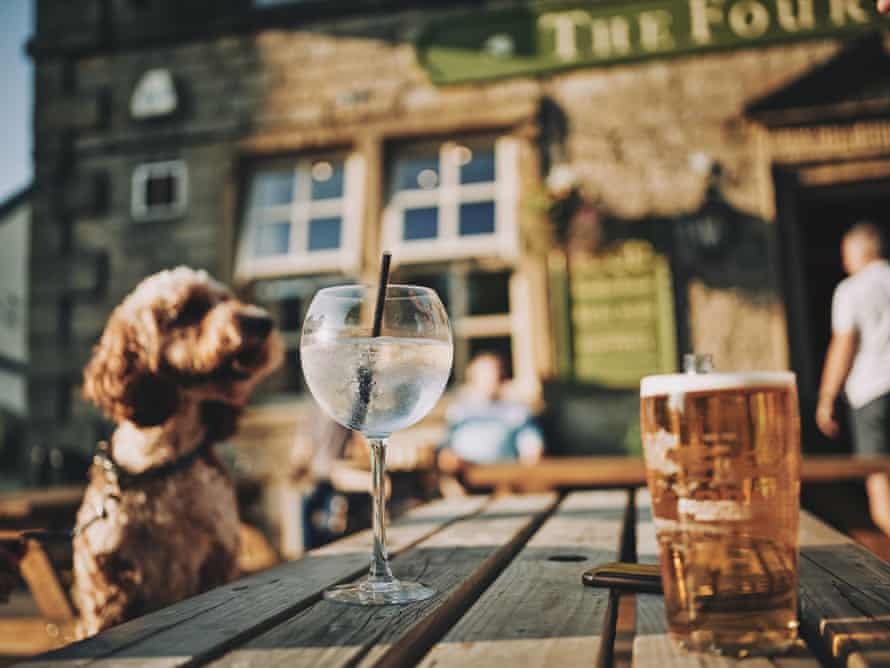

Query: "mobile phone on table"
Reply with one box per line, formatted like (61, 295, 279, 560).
(581, 562, 662, 594)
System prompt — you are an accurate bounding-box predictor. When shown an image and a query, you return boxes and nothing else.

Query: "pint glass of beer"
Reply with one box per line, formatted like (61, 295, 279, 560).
(640, 364, 800, 656)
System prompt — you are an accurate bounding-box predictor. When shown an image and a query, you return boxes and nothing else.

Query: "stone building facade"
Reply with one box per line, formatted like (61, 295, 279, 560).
(28, 0, 890, 464)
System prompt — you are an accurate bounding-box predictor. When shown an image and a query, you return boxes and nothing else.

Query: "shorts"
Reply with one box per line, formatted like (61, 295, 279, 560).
(850, 392, 890, 456)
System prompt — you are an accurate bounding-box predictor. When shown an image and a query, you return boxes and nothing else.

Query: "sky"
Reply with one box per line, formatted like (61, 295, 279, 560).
(0, 0, 32, 203)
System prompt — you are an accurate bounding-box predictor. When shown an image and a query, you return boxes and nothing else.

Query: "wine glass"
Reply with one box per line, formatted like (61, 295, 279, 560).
(300, 284, 453, 605)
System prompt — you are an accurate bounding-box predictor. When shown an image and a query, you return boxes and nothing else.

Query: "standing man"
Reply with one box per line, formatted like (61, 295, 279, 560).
(817, 223, 890, 536)
(880, 0, 889, 13)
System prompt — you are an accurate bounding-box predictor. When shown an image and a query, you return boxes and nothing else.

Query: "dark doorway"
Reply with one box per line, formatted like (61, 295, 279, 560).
(776, 171, 890, 454)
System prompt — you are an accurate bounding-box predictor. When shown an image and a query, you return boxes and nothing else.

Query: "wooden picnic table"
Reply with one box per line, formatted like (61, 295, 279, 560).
(463, 455, 890, 492)
(18, 488, 890, 668)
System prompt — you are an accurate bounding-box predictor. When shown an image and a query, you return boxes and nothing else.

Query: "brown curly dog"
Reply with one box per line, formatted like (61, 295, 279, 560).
(73, 267, 283, 637)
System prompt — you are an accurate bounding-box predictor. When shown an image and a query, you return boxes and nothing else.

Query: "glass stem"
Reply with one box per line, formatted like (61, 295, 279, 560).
(368, 438, 394, 583)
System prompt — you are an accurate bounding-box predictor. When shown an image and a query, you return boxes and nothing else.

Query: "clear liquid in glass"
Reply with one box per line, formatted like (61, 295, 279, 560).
(301, 336, 452, 437)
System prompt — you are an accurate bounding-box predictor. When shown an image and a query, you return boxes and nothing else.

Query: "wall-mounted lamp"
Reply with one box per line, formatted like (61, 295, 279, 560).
(676, 158, 734, 261)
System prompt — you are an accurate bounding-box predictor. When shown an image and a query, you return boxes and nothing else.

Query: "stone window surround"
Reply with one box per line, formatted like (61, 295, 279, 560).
(130, 159, 188, 222)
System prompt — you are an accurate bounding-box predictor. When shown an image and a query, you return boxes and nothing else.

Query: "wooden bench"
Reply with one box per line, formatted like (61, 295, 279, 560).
(15, 489, 890, 667)
(462, 455, 890, 492)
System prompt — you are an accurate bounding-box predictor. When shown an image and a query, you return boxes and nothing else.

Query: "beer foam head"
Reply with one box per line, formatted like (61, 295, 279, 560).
(640, 371, 796, 397)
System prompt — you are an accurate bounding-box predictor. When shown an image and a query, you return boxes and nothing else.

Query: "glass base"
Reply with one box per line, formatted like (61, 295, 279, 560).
(324, 578, 436, 606)
(670, 629, 798, 658)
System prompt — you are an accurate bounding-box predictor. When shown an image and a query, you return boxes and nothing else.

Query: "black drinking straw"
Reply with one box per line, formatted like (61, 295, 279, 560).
(371, 252, 391, 338)
(350, 251, 391, 428)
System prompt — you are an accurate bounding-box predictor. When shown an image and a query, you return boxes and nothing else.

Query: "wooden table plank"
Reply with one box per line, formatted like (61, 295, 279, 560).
(798, 513, 890, 668)
(633, 493, 821, 668)
(419, 490, 630, 667)
(463, 457, 890, 493)
(16, 495, 488, 668)
(205, 493, 558, 668)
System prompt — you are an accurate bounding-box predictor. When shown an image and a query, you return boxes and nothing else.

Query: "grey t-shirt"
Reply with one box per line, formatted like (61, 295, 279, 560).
(832, 259, 890, 408)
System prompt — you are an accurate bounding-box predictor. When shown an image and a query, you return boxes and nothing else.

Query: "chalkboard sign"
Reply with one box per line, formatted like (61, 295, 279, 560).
(550, 239, 677, 387)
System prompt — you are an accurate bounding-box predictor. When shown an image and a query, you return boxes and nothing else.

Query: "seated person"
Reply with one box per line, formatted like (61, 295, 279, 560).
(438, 353, 544, 475)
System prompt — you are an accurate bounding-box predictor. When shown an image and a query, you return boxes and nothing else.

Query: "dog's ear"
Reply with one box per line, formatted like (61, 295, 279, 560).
(83, 311, 179, 427)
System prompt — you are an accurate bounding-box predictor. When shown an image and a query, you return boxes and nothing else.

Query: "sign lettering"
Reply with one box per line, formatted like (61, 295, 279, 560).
(550, 240, 677, 388)
(417, 0, 890, 84)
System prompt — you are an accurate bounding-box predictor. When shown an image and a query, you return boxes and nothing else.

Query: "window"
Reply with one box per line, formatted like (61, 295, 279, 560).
(235, 153, 363, 280)
(249, 276, 350, 398)
(383, 137, 519, 263)
(398, 267, 514, 384)
(258, 295, 305, 396)
(131, 160, 188, 221)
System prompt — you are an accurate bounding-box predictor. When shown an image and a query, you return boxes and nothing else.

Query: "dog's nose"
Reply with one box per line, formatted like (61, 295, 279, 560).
(237, 312, 273, 340)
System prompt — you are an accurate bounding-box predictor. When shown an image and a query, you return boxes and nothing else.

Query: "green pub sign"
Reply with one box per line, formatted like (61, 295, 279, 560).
(550, 240, 677, 388)
(417, 0, 890, 83)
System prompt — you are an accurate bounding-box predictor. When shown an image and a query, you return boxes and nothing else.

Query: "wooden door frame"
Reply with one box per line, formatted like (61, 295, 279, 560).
(772, 165, 815, 396)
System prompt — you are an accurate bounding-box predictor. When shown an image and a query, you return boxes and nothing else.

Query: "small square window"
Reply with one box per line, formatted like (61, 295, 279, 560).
(131, 160, 188, 221)
(254, 221, 291, 256)
(310, 160, 344, 200)
(459, 201, 496, 236)
(404, 207, 439, 240)
(308, 216, 342, 251)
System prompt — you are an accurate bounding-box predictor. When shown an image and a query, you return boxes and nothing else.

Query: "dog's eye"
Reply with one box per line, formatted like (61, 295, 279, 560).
(173, 296, 212, 326)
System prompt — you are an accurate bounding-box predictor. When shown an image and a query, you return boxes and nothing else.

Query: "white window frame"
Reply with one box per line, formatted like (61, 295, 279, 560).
(383, 137, 520, 264)
(235, 152, 364, 280)
(131, 160, 188, 222)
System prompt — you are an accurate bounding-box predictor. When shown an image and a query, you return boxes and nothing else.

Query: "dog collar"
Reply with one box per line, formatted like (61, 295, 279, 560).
(93, 439, 214, 489)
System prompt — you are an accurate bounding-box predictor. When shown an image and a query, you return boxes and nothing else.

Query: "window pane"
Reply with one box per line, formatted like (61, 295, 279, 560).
(145, 173, 176, 206)
(253, 171, 295, 206)
(403, 207, 439, 241)
(273, 296, 303, 332)
(459, 147, 496, 184)
(310, 160, 344, 200)
(259, 349, 304, 395)
(247, 295, 306, 397)
(394, 155, 439, 191)
(401, 272, 450, 313)
(308, 216, 342, 251)
(468, 271, 510, 315)
(459, 201, 495, 236)
(254, 221, 291, 256)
